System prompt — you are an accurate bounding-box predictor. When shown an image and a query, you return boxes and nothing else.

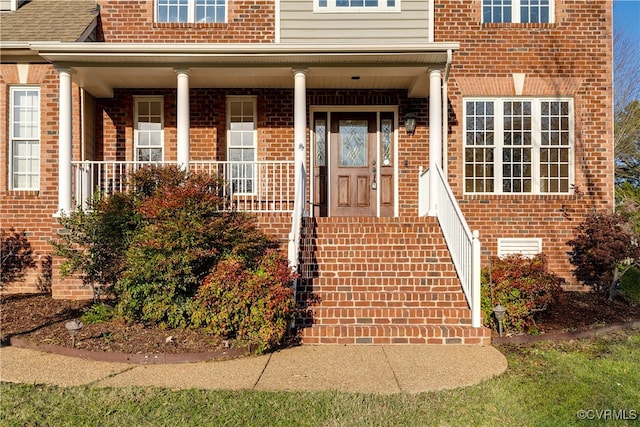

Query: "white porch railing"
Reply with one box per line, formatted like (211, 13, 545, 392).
(71, 160, 295, 213)
(419, 166, 482, 328)
(288, 159, 307, 271)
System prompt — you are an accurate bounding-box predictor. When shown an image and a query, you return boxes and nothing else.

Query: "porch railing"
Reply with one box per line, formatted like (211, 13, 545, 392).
(419, 166, 482, 328)
(71, 160, 295, 213)
(288, 159, 307, 271)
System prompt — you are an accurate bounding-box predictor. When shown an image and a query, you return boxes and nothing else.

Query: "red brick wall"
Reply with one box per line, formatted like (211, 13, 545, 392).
(0, 64, 86, 295)
(435, 0, 614, 284)
(97, 0, 275, 43)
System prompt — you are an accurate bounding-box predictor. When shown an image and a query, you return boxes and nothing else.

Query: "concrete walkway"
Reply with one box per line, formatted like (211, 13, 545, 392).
(0, 345, 507, 394)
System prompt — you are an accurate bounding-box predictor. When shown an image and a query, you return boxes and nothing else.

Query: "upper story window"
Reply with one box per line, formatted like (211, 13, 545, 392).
(156, 0, 226, 23)
(315, 0, 399, 13)
(464, 98, 573, 194)
(483, 0, 553, 23)
(134, 97, 164, 162)
(0, 0, 28, 12)
(9, 87, 40, 191)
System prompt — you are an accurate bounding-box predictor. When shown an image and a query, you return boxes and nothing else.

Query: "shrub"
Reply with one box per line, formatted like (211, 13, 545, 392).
(1, 228, 36, 285)
(114, 167, 273, 328)
(52, 192, 138, 301)
(481, 254, 564, 334)
(567, 211, 640, 300)
(620, 266, 640, 306)
(192, 250, 298, 354)
(80, 303, 116, 324)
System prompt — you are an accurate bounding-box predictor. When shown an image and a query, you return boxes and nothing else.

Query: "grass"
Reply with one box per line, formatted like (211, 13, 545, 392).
(2, 330, 639, 426)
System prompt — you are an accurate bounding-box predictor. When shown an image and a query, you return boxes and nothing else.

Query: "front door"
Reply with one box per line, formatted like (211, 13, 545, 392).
(329, 113, 377, 217)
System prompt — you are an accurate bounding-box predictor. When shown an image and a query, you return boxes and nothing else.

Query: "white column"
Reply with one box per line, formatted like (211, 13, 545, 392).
(176, 69, 190, 171)
(428, 67, 443, 217)
(293, 68, 308, 165)
(56, 67, 73, 217)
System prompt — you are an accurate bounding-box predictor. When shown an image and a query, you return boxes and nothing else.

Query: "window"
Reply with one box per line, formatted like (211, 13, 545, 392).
(483, 0, 552, 23)
(464, 98, 573, 194)
(315, 0, 399, 12)
(9, 87, 40, 190)
(156, 0, 226, 23)
(227, 97, 257, 194)
(134, 97, 164, 162)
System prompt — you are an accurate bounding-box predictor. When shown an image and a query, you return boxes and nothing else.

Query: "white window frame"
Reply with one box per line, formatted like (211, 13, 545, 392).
(482, 0, 554, 24)
(134, 97, 164, 162)
(227, 96, 257, 195)
(314, 0, 400, 13)
(9, 86, 40, 191)
(155, 0, 227, 23)
(463, 97, 574, 195)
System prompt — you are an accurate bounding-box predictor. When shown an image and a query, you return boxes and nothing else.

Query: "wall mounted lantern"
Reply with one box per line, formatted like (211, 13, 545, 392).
(404, 112, 417, 135)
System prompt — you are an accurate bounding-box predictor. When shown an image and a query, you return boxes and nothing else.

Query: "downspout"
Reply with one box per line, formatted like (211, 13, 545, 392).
(442, 49, 452, 175)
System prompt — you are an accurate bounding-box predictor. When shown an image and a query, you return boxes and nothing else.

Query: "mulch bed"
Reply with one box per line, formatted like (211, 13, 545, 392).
(1, 291, 639, 359)
(0, 294, 238, 359)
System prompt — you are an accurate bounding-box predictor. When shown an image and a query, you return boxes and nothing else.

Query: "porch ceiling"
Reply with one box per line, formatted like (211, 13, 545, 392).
(26, 42, 459, 98)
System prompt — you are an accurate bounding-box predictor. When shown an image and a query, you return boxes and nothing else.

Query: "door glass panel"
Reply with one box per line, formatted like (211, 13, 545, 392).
(315, 119, 326, 167)
(382, 119, 392, 166)
(339, 120, 367, 167)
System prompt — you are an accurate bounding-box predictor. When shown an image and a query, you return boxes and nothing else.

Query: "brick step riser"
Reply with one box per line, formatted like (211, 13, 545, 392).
(296, 217, 487, 344)
(298, 325, 491, 345)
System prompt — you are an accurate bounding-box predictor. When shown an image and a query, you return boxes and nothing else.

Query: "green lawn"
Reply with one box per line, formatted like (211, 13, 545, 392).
(2, 330, 639, 427)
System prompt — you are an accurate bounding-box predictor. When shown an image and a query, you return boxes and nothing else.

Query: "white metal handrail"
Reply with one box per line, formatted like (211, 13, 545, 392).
(71, 160, 295, 213)
(419, 165, 482, 328)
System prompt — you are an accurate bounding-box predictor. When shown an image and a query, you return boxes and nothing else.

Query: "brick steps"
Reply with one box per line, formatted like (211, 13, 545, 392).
(295, 216, 490, 345)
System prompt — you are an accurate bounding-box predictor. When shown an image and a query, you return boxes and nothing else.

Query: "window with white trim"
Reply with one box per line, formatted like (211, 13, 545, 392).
(482, 0, 552, 23)
(227, 97, 257, 194)
(134, 97, 164, 162)
(156, 0, 226, 23)
(314, 0, 399, 13)
(464, 98, 573, 194)
(10, 87, 40, 191)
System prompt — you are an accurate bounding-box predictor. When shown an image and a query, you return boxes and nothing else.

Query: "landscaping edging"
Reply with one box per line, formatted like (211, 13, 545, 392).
(7, 336, 251, 364)
(491, 320, 640, 345)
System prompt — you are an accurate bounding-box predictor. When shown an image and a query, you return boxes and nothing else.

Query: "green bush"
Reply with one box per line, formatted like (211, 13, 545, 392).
(192, 250, 298, 354)
(114, 167, 272, 328)
(80, 303, 116, 324)
(619, 266, 640, 306)
(481, 254, 564, 334)
(52, 192, 138, 301)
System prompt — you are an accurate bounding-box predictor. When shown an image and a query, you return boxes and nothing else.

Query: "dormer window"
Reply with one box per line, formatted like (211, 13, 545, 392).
(483, 0, 553, 23)
(156, 0, 226, 23)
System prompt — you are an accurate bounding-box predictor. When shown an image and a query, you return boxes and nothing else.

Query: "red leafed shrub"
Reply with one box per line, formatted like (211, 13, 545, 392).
(567, 211, 640, 299)
(192, 250, 298, 353)
(481, 254, 565, 333)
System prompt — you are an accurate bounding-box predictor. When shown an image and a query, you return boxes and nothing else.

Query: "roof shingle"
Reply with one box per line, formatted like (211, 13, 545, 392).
(0, 0, 99, 43)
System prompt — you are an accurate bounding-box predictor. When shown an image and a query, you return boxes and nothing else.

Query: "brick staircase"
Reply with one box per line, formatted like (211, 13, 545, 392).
(295, 216, 491, 345)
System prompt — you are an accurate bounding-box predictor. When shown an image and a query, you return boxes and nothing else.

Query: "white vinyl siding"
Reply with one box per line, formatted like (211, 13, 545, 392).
(227, 97, 257, 194)
(134, 97, 164, 162)
(10, 87, 40, 191)
(464, 98, 573, 195)
(280, 0, 429, 43)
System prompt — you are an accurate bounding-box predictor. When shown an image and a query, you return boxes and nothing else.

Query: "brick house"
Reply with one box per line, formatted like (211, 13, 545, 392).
(0, 0, 613, 344)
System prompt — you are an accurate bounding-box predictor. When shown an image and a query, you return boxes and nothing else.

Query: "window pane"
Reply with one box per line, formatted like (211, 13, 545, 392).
(135, 99, 163, 161)
(11, 88, 40, 190)
(196, 0, 225, 23)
